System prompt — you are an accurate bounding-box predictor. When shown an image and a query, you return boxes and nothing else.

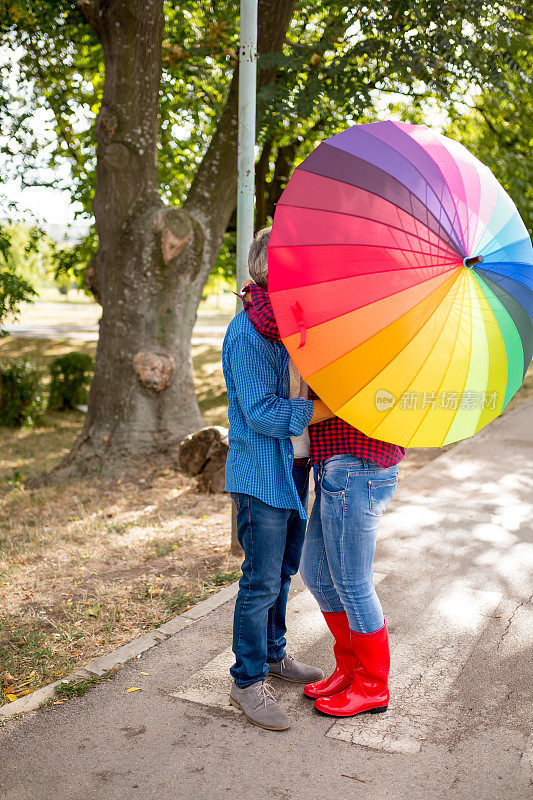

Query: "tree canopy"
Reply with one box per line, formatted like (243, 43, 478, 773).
(1, 0, 531, 473)
(1, 1, 530, 285)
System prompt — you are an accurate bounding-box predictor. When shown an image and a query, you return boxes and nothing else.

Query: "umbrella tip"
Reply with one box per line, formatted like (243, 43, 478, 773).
(463, 255, 484, 269)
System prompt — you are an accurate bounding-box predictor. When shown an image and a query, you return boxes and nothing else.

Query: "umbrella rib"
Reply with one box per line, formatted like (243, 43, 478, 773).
(396, 129, 469, 255)
(275, 204, 461, 259)
(479, 234, 533, 259)
(326, 140, 467, 257)
(470, 273, 509, 425)
(438, 274, 477, 445)
(471, 272, 509, 433)
(404, 274, 469, 447)
(475, 263, 533, 294)
(296, 165, 463, 255)
(375, 125, 471, 252)
(473, 270, 533, 379)
(269, 258, 462, 295)
(274, 265, 461, 341)
(269, 241, 462, 256)
(474, 272, 526, 402)
(360, 273, 465, 440)
(366, 122, 470, 252)
(306, 270, 463, 410)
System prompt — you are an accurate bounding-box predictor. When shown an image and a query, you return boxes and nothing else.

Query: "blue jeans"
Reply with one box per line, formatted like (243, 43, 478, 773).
(230, 465, 310, 687)
(300, 455, 398, 634)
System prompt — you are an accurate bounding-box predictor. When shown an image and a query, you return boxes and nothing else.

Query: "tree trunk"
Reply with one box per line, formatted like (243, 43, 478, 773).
(56, 0, 296, 479)
(255, 136, 273, 230)
(266, 140, 298, 219)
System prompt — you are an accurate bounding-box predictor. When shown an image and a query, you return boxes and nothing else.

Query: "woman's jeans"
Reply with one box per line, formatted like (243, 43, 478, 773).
(300, 455, 398, 634)
(230, 464, 309, 688)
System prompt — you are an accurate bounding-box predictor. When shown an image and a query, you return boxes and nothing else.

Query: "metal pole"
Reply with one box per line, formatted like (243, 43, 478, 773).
(231, 0, 257, 555)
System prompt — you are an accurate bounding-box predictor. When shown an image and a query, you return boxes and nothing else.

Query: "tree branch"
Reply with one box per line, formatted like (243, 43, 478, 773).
(77, 0, 105, 35)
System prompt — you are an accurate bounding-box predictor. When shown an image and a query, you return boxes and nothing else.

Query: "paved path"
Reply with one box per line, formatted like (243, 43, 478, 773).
(1, 402, 532, 800)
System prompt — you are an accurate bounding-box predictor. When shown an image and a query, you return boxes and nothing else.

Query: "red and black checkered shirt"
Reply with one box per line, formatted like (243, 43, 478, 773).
(243, 284, 405, 468)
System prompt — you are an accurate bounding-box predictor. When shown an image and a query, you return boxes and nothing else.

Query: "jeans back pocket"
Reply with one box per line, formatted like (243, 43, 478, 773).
(368, 478, 397, 516)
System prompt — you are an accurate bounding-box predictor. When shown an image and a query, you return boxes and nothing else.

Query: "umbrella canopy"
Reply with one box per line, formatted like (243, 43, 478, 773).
(268, 121, 533, 448)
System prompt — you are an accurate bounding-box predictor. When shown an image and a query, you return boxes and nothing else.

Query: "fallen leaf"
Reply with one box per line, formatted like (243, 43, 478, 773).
(139, 672, 149, 676)
(6, 693, 18, 702)
(126, 687, 142, 693)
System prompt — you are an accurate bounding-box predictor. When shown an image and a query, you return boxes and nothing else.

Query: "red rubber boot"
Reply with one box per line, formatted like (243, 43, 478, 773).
(304, 611, 359, 699)
(314, 622, 390, 716)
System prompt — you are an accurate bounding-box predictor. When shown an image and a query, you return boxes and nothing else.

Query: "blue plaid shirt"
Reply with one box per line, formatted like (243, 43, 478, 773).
(222, 310, 314, 519)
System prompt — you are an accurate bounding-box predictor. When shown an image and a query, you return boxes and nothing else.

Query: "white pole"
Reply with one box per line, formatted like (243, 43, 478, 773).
(235, 0, 258, 305)
(232, 0, 258, 554)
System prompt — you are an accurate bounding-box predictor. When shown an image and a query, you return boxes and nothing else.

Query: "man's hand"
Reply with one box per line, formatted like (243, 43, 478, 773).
(241, 279, 254, 301)
(309, 398, 335, 425)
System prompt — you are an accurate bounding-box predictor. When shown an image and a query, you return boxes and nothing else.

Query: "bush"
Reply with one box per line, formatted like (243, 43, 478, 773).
(48, 352, 94, 411)
(0, 359, 44, 428)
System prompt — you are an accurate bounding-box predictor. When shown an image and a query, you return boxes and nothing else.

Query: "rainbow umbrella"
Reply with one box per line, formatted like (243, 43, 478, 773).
(268, 121, 533, 447)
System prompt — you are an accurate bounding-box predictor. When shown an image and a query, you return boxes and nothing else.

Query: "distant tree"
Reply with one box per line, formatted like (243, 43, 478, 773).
(0, 222, 38, 335)
(50, 228, 98, 296)
(445, 37, 533, 233)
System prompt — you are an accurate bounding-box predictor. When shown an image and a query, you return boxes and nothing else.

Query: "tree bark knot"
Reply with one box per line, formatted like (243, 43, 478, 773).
(101, 110, 118, 139)
(133, 351, 175, 392)
(103, 142, 131, 170)
(153, 208, 194, 264)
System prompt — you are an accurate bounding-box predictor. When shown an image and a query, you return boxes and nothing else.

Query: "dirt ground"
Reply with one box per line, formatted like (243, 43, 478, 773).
(0, 336, 233, 706)
(1, 332, 532, 708)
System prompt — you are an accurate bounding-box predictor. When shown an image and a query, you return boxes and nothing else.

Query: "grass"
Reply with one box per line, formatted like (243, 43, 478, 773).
(163, 569, 241, 614)
(54, 673, 114, 699)
(0, 468, 242, 708)
(0, 334, 236, 709)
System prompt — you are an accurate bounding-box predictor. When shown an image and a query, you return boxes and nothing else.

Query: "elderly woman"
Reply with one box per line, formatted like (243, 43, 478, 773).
(222, 228, 332, 731)
(244, 230, 405, 718)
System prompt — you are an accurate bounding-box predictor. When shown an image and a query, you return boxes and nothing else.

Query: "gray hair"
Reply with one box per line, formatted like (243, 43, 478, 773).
(247, 227, 271, 290)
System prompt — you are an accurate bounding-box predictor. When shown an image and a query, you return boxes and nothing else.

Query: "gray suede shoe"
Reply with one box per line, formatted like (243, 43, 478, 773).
(268, 654, 325, 684)
(229, 680, 291, 730)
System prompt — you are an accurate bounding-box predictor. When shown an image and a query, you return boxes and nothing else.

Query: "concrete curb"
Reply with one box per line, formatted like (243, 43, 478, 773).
(0, 580, 240, 721)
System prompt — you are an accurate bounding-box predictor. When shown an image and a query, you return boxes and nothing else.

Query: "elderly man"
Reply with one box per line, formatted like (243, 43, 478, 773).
(222, 227, 332, 730)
